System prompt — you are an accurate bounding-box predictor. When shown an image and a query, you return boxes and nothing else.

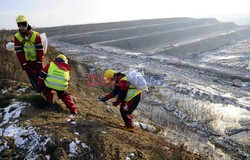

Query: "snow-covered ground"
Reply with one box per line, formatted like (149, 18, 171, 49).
(0, 100, 52, 159)
(0, 99, 91, 159)
(48, 19, 250, 159)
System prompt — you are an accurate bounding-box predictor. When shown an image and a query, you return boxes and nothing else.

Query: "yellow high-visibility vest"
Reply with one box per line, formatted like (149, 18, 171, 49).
(121, 76, 141, 102)
(44, 62, 70, 91)
(15, 31, 38, 61)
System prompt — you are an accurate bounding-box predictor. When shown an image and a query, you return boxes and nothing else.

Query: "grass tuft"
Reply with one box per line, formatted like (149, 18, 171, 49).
(0, 94, 15, 108)
(149, 155, 163, 160)
(17, 95, 48, 108)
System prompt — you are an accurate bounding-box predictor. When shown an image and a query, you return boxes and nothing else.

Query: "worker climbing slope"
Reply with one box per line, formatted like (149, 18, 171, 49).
(36, 54, 77, 115)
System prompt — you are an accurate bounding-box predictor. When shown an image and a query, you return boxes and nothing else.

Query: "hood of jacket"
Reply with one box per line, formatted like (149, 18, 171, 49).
(53, 59, 70, 71)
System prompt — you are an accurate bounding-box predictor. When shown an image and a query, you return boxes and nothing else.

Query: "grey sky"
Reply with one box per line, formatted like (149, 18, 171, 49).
(1, 0, 250, 29)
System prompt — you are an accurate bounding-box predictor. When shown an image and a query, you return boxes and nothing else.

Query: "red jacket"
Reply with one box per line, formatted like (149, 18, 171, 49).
(37, 60, 70, 89)
(14, 25, 44, 67)
(104, 73, 130, 105)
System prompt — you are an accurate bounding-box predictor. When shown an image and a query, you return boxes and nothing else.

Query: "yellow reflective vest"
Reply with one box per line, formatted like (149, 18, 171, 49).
(44, 62, 70, 91)
(15, 31, 38, 61)
(121, 76, 141, 102)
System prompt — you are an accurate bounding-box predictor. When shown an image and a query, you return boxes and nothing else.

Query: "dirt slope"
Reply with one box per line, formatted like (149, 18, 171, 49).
(0, 32, 201, 160)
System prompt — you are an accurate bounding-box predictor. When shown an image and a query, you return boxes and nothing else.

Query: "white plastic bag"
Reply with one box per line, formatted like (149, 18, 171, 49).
(126, 70, 148, 91)
(6, 42, 15, 51)
(6, 32, 48, 53)
(40, 33, 48, 54)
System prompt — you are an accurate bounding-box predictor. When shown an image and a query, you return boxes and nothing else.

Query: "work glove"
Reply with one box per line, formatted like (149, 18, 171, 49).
(22, 63, 29, 71)
(112, 101, 119, 107)
(36, 61, 43, 70)
(98, 97, 106, 102)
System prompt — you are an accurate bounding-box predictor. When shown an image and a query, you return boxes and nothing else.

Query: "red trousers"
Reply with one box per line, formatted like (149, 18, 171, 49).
(43, 87, 77, 113)
(119, 93, 141, 128)
(25, 61, 42, 75)
(25, 61, 43, 90)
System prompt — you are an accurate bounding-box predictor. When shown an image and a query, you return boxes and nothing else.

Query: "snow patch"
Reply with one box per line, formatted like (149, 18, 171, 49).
(0, 139, 8, 152)
(129, 63, 145, 69)
(0, 101, 52, 159)
(212, 55, 239, 60)
(68, 140, 90, 157)
(45, 155, 50, 160)
(134, 122, 156, 132)
(97, 56, 107, 59)
(222, 93, 234, 98)
(74, 132, 79, 136)
(238, 97, 250, 107)
(3, 124, 51, 159)
(129, 153, 135, 157)
(67, 48, 81, 53)
(247, 62, 250, 70)
(0, 101, 26, 126)
(125, 52, 142, 56)
(81, 143, 90, 149)
(69, 115, 75, 119)
(75, 138, 80, 144)
(41, 137, 51, 152)
(71, 121, 77, 125)
(219, 30, 236, 36)
(17, 86, 29, 93)
(3, 124, 49, 155)
(1, 88, 12, 94)
(69, 141, 78, 157)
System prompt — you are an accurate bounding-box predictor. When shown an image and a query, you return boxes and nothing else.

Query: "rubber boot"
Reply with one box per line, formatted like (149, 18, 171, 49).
(61, 93, 77, 114)
(43, 89, 54, 106)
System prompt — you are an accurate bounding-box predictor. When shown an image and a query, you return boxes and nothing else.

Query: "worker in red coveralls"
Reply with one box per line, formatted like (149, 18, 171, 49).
(99, 70, 142, 132)
(36, 54, 77, 115)
(14, 15, 44, 89)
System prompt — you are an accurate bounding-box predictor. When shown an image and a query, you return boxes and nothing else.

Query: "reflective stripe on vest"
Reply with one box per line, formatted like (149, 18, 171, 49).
(121, 76, 141, 102)
(15, 31, 38, 61)
(44, 62, 70, 91)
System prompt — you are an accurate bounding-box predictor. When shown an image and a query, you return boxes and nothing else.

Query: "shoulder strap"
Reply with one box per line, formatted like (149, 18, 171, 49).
(121, 76, 137, 89)
(29, 30, 38, 44)
(15, 32, 26, 45)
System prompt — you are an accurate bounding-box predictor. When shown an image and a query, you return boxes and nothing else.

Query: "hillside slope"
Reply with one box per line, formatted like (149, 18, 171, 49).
(41, 17, 250, 160)
(0, 32, 201, 159)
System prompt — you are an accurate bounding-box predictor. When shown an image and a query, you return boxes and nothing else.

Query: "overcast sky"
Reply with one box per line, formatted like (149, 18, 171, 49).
(1, 0, 250, 29)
